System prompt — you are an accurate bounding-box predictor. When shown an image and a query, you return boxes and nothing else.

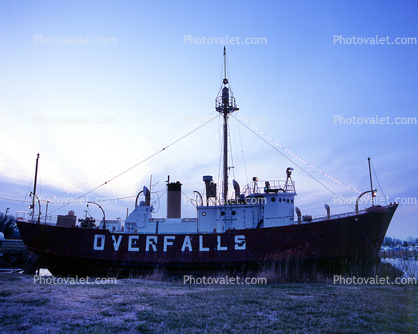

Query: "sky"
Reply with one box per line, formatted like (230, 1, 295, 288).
(0, 0, 417, 239)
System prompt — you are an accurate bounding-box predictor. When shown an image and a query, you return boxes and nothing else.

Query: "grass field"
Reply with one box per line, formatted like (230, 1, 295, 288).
(0, 272, 417, 333)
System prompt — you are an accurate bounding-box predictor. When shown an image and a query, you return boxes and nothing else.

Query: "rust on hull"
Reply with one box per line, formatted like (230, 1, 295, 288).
(16, 204, 397, 277)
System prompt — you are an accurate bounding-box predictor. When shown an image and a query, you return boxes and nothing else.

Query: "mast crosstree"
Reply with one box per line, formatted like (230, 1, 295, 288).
(215, 47, 239, 204)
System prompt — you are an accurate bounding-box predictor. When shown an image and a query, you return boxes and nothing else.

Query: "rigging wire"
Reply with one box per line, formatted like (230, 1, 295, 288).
(228, 118, 235, 182)
(371, 160, 388, 205)
(152, 123, 222, 189)
(49, 114, 219, 215)
(236, 115, 249, 187)
(20, 174, 34, 210)
(50, 112, 218, 201)
(150, 190, 164, 214)
(235, 111, 365, 196)
(181, 190, 196, 212)
(232, 115, 356, 210)
(1, 197, 31, 203)
(37, 162, 41, 202)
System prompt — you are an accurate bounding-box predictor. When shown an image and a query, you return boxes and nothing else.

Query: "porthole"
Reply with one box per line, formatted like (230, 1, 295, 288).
(220, 211, 225, 216)
(232, 211, 237, 216)
(202, 211, 207, 216)
(279, 198, 282, 203)
(291, 199, 293, 204)
(271, 197, 276, 202)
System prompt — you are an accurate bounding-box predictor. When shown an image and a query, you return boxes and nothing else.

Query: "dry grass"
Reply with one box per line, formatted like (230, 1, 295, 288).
(0, 272, 417, 333)
(381, 258, 418, 279)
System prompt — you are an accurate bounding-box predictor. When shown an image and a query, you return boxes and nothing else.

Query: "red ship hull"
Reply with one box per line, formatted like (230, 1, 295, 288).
(16, 204, 397, 277)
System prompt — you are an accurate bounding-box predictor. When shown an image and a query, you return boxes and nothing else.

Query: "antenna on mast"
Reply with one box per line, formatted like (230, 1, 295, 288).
(215, 47, 239, 204)
(223, 46, 227, 82)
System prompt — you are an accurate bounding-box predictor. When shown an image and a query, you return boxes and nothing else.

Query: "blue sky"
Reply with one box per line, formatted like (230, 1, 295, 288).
(0, 0, 417, 239)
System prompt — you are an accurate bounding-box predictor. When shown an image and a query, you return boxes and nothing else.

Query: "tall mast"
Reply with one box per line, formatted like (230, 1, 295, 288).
(215, 47, 239, 204)
(368, 157, 374, 206)
(32, 153, 40, 222)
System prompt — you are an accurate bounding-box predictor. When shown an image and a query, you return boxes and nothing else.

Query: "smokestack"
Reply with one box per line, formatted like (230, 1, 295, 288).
(203, 175, 216, 206)
(167, 181, 182, 218)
